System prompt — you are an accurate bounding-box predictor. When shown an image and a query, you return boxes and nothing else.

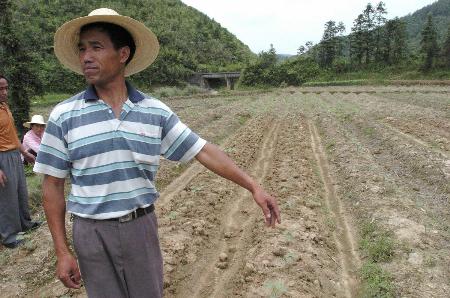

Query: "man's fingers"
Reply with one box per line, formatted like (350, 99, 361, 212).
(272, 204, 281, 224)
(261, 205, 271, 226)
(72, 268, 82, 284)
(60, 274, 80, 289)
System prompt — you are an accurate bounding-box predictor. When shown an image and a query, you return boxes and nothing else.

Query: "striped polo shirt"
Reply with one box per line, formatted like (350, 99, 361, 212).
(34, 82, 206, 219)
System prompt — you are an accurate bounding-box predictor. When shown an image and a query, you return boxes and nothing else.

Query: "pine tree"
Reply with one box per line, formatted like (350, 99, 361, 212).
(318, 21, 345, 68)
(391, 19, 407, 65)
(350, 14, 365, 66)
(362, 3, 375, 65)
(420, 13, 439, 71)
(441, 24, 450, 68)
(382, 18, 407, 65)
(374, 2, 387, 63)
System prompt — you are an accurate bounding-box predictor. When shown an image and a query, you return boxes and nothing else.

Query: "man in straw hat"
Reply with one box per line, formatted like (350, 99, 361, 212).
(0, 74, 41, 249)
(22, 115, 46, 158)
(34, 8, 280, 297)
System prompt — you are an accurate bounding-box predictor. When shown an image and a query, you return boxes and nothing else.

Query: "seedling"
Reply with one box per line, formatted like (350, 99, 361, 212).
(264, 280, 288, 298)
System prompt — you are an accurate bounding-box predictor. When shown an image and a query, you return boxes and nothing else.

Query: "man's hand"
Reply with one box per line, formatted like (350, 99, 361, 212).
(23, 151, 35, 164)
(196, 143, 281, 228)
(56, 253, 81, 289)
(0, 170, 7, 187)
(252, 187, 281, 227)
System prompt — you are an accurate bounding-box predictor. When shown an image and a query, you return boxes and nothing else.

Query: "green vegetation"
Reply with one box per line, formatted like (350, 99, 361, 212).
(0, 0, 42, 136)
(30, 93, 71, 108)
(360, 221, 394, 263)
(359, 220, 395, 297)
(360, 262, 395, 298)
(264, 280, 288, 298)
(237, 113, 251, 125)
(241, 0, 450, 88)
(9, 0, 253, 92)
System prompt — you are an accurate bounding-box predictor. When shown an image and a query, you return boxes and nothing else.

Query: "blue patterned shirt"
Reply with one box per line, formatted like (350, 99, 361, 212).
(34, 82, 206, 219)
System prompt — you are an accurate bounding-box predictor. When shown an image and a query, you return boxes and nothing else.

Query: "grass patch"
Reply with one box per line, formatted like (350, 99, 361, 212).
(363, 127, 376, 137)
(148, 85, 209, 98)
(360, 221, 394, 263)
(237, 113, 251, 125)
(360, 262, 395, 298)
(325, 140, 336, 152)
(24, 164, 43, 215)
(303, 79, 384, 87)
(31, 93, 71, 107)
(359, 220, 396, 297)
(264, 279, 288, 298)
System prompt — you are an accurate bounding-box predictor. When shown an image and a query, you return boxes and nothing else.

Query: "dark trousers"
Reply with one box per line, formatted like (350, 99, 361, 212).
(73, 212, 163, 298)
(0, 150, 33, 245)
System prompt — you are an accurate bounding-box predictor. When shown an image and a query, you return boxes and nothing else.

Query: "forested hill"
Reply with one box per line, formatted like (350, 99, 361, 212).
(401, 0, 450, 50)
(8, 0, 254, 92)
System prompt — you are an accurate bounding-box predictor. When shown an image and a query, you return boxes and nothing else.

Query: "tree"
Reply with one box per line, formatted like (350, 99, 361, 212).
(350, 14, 366, 66)
(241, 45, 279, 86)
(382, 18, 407, 65)
(420, 13, 439, 71)
(362, 3, 375, 65)
(318, 21, 345, 68)
(297, 45, 306, 55)
(0, 0, 42, 136)
(441, 24, 450, 68)
(390, 19, 408, 65)
(374, 2, 388, 63)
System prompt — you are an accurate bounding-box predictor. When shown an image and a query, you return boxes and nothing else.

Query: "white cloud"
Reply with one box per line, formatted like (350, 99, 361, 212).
(181, 0, 437, 54)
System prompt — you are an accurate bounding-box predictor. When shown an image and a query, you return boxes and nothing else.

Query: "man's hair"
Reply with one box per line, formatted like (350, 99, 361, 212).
(0, 74, 8, 82)
(80, 22, 136, 65)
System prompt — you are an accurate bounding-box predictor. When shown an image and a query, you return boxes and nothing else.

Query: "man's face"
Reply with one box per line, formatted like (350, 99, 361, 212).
(78, 28, 130, 86)
(0, 78, 8, 103)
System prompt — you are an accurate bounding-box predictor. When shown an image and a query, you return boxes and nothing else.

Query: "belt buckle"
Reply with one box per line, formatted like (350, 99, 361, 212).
(119, 211, 135, 223)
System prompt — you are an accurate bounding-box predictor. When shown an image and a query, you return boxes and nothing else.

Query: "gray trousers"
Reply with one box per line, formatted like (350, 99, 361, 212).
(72, 211, 163, 298)
(0, 149, 33, 245)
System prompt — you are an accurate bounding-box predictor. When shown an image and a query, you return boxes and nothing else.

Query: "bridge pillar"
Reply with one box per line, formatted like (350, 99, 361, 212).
(200, 78, 209, 89)
(225, 76, 235, 90)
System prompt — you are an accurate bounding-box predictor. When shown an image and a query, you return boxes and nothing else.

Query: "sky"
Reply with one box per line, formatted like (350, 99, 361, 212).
(181, 0, 438, 55)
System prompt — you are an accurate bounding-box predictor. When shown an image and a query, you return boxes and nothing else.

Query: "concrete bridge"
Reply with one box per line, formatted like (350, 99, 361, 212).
(190, 72, 240, 90)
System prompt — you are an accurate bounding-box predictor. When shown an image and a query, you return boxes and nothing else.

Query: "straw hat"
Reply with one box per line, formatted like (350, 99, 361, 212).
(54, 8, 159, 77)
(24, 115, 46, 128)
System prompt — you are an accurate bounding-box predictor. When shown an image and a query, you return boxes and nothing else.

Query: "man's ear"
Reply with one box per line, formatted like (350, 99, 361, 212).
(119, 46, 131, 64)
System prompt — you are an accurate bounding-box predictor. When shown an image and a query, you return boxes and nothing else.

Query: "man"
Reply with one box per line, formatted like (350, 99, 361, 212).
(0, 74, 39, 249)
(34, 8, 280, 297)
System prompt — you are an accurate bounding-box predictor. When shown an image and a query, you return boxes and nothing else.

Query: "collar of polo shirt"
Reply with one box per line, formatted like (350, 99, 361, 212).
(83, 81, 145, 103)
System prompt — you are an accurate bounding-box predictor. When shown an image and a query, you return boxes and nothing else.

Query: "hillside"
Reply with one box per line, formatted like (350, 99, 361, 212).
(308, 0, 450, 60)
(401, 0, 450, 51)
(9, 0, 255, 92)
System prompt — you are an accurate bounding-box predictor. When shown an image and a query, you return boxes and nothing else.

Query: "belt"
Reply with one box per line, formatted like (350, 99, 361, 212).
(107, 204, 155, 223)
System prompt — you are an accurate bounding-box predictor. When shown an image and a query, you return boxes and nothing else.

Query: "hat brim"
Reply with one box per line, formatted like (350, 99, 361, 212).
(24, 121, 46, 128)
(54, 14, 159, 77)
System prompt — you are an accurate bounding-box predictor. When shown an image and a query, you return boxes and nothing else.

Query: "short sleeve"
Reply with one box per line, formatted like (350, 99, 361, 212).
(33, 113, 71, 178)
(160, 111, 206, 163)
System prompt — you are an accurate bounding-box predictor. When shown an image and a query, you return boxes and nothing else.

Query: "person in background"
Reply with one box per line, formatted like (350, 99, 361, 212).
(22, 115, 46, 158)
(0, 74, 41, 249)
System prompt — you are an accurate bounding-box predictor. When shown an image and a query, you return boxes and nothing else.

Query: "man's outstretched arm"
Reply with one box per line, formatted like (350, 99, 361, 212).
(195, 143, 281, 227)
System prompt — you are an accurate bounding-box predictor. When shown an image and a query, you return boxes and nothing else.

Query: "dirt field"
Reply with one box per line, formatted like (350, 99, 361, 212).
(1, 85, 449, 297)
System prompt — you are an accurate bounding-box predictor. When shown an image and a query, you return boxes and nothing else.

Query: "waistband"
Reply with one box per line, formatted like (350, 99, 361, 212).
(72, 204, 155, 223)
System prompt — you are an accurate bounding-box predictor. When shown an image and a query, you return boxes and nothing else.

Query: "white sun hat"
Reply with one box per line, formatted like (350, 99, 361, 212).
(24, 115, 46, 128)
(53, 8, 160, 77)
